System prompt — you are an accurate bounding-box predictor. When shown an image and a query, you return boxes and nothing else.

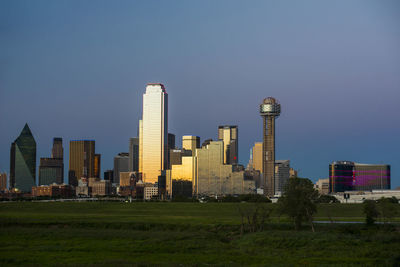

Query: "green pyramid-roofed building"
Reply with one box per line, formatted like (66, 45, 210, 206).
(10, 123, 37, 192)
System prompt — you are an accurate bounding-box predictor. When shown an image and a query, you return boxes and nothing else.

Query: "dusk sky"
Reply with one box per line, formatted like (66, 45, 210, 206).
(1, 0, 399, 187)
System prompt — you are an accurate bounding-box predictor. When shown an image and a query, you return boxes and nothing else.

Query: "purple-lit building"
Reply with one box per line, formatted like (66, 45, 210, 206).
(329, 161, 390, 193)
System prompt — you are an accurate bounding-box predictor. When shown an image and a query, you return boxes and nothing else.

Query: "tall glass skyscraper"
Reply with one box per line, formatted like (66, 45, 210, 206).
(10, 123, 37, 192)
(140, 83, 168, 184)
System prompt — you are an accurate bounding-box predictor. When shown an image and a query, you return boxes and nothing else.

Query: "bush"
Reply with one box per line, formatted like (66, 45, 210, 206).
(363, 200, 379, 225)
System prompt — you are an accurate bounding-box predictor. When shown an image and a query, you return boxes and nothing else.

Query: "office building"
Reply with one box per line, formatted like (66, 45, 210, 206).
(195, 141, 255, 196)
(182, 135, 200, 152)
(129, 137, 139, 172)
(10, 123, 36, 192)
(315, 178, 330, 195)
(168, 133, 175, 149)
(114, 152, 129, 184)
(94, 154, 101, 178)
(329, 161, 391, 193)
(166, 155, 197, 197)
(218, 125, 238, 165)
(32, 184, 74, 198)
(104, 169, 113, 182)
(251, 142, 263, 173)
(144, 185, 159, 200)
(68, 140, 95, 187)
(259, 97, 281, 197)
(0, 173, 7, 191)
(169, 149, 192, 169)
(275, 160, 290, 195)
(354, 164, 390, 191)
(141, 83, 168, 184)
(90, 179, 111, 196)
(39, 138, 64, 185)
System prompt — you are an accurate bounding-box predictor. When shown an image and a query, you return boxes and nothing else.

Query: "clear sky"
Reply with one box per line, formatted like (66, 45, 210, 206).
(1, 0, 399, 187)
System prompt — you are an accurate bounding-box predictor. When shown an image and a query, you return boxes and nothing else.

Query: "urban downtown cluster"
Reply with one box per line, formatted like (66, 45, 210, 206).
(0, 83, 393, 202)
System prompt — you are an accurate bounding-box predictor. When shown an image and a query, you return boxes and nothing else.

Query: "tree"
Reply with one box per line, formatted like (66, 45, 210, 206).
(315, 194, 339, 204)
(278, 178, 318, 231)
(363, 200, 380, 225)
(377, 197, 398, 224)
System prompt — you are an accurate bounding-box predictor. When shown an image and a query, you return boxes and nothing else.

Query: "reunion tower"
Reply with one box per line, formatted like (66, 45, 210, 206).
(260, 97, 281, 197)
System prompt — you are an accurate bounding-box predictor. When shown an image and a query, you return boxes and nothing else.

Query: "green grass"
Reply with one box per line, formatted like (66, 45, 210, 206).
(0, 202, 400, 266)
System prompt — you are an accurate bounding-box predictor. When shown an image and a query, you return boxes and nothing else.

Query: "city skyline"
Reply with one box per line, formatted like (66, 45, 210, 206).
(1, 1, 399, 188)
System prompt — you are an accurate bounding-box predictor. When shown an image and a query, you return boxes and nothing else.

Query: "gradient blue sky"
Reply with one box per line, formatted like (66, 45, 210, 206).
(1, 0, 399, 187)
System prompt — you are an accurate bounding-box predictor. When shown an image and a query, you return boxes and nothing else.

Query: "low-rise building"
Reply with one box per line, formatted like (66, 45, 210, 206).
(144, 185, 158, 200)
(314, 178, 330, 195)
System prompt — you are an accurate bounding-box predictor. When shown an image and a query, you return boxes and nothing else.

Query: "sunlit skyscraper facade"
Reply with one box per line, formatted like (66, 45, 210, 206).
(141, 83, 168, 184)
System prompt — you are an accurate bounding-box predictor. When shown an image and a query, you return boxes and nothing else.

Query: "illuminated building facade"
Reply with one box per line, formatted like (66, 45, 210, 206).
(94, 154, 101, 178)
(141, 83, 168, 184)
(10, 123, 36, 192)
(68, 140, 95, 187)
(329, 161, 390, 192)
(218, 125, 238, 165)
(182, 135, 200, 154)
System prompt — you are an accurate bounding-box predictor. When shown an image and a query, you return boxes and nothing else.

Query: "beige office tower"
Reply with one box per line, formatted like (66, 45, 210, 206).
(218, 125, 238, 165)
(141, 83, 168, 184)
(68, 140, 95, 187)
(195, 141, 255, 196)
(0, 173, 7, 191)
(182, 135, 200, 152)
(252, 142, 263, 173)
(259, 97, 281, 197)
(94, 154, 101, 178)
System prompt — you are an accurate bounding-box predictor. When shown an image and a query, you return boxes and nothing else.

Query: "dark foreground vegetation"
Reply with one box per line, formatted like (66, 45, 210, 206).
(1, 202, 400, 266)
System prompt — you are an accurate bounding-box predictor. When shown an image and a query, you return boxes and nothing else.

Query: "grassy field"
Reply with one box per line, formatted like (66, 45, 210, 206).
(1, 202, 400, 266)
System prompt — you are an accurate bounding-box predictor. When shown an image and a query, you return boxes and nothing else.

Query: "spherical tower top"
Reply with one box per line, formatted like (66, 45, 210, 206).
(260, 97, 281, 117)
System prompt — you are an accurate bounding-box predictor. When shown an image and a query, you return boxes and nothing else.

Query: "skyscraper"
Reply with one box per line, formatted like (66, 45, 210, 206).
(182, 135, 200, 153)
(251, 142, 263, 174)
(68, 140, 95, 187)
(39, 138, 64, 185)
(114, 152, 129, 184)
(141, 83, 168, 184)
(94, 154, 101, 178)
(10, 123, 36, 192)
(260, 97, 281, 197)
(129, 137, 139, 172)
(218, 125, 238, 165)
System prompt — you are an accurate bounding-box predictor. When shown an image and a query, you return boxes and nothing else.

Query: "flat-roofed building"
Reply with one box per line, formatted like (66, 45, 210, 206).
(114, 152, 129, 184)
(182, 135, 200, 152)
(0, 173, 7, 191)
(218, 125, 238, 165)
(195, 141, 255, 196)
(140, 83, 168, 184)
(275, 160, 290, 195)
(315, 178, 330, 195)
(144, 185, 159, 200)
(69, 140, 95, 187)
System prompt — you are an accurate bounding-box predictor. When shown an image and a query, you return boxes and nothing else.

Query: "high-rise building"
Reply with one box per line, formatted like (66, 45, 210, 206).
(94, 154, 101, 178)
(195, 141, 255, 196)
(114, 152, 129, 184)
(68, 140, 95, 187)
(39, 138, 64, 185)
(168, 133, 175, 150)
(260, 98, 281, 197)
(275, 160, 290, 195)
(218, 125, 238, 165)
(314, 178, 330, 195)
(129, 138, 139, 172)
(0, 173, 7, 191)
(251, 142, 263, 174)
(10, 123, 37, 192)
(329, 161, 391, 192)
(182, 135, 200, 153)
(104, 169, 113, 182)
(51, 137, 63, 158)
(141, 83, 168, 184)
